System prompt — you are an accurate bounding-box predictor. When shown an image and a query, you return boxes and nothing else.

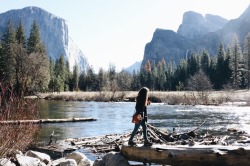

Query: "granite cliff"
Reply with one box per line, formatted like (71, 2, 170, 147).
(0, 6, 88, 72)
(142, 4, 250, 68)
(177, 11, 228, 39)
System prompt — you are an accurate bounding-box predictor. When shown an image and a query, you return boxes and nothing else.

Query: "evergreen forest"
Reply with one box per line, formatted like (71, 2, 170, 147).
(1, 20, 250, 96)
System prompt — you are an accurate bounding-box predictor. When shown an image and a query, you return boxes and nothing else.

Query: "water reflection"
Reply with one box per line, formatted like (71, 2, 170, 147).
(36, 100, 250, 142)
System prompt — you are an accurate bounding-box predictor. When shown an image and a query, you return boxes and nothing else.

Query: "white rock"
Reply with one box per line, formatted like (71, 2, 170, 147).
(25, 150, 51, 164)
(49, 158, 77, 166)
(16, 154, 46, 166)
(78, 158, 93, 166)
(65, 152, 87, 164)
(0, 158, 15, 166)
(65, 151, 93, 166)
(93, 152, 130, 166)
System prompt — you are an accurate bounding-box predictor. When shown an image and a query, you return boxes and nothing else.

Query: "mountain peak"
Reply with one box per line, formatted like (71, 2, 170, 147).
(0, 7, 88, 72)
(182, 11, 205, 24)
(142, 3, 250, 73)
(177, 11, 227, 39)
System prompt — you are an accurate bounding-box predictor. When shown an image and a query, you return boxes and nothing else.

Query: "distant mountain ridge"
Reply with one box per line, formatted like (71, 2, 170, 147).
(0, 6, 89, 72)
(124, 61, 141, 73)
(142, 4, 250, 68)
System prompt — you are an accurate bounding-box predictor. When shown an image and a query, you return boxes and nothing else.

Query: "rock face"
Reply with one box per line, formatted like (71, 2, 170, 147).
(142, 29, 196, 67)
(177, 11, 228, 39)
(142, 4, 250, 69)
(0, 6, 88, 72)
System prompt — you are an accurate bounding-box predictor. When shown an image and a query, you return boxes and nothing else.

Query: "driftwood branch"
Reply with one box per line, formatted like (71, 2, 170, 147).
(0, 117, 96, 125)
(190, 119, 207, 132)
(147, 124, 169, 142)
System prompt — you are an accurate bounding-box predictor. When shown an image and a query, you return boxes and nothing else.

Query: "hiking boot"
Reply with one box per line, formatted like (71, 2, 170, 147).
(128, 140, 136, 146)
(144, 141, 153, 146)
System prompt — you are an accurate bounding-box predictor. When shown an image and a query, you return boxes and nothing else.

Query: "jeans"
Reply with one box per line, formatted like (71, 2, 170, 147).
(129, 118, 148, 141)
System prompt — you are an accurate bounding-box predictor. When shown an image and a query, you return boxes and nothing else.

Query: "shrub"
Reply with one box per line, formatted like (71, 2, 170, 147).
(0, 82, 39, 157)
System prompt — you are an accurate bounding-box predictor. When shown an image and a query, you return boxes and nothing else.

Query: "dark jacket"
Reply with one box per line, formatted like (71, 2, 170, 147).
(135, 97, 148, 122)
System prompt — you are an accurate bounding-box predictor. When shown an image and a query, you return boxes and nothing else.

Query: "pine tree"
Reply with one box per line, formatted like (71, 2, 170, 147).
(26, 20, 50, 92)
(14, 21, 28, 96)
(86, 66, 96, 91)
(72, 64, 79, 91)
(214, 42, 226, 89)
(16, 21, 26, 47)
(96, 67, 108, 91)
(54, 54, 66, 91)
(48, 57, 56, 92)
(27, 20, 41, 54)
(64, 60, 71, 91)
(200, 49, 210, 75)
(229, 35, 244, 89)
(157, 59, 167, 90)
(0, 20, 16, 82)
(243, 32, 250, 89)
(78, 70, 86, 91)
(187, 53, 200, 76)
(166, 61, 173, 90)
(150, 60, 157, 90)
(116, 70, 132, 91)
(131, 70, 141, 91)
(224, 46, 232, 87)
(108, 63, 117, 92)
(142, 60, 153, 89)
(173, 59, 188, 90)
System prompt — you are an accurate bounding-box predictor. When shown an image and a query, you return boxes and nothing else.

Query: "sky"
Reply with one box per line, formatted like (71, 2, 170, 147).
(1, 0, 250, 72)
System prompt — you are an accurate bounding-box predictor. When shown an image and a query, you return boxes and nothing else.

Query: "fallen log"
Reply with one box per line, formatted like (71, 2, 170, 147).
(0, 117, 97, 125)
(121, 144, 250, 166)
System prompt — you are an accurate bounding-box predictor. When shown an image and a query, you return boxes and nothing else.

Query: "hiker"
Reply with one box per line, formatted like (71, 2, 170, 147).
(128, 87, 152, 146)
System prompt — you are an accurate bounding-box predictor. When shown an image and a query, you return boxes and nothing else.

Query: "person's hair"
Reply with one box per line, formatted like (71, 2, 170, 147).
(137, 87, 149, 106)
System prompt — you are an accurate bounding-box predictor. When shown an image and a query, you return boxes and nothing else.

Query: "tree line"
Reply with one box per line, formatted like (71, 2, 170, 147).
(77, 33, 250, 92)
(1, 19, 250, 96)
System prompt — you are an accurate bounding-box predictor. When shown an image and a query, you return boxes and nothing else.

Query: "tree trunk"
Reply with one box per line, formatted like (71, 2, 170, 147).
(121, 144, 250, 166)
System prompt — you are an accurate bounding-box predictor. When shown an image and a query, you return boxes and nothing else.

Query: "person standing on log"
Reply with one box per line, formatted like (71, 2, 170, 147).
(128, 87, 152, 146)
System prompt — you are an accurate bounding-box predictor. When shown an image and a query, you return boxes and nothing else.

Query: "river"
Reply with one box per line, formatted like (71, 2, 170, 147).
(36, 100, 250, 143)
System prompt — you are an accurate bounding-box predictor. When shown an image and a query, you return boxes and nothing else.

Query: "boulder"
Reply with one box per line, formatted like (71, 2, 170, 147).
(78, 159, 94, 166)
(16, 154, 46, 166)
(93, 152, 130, 166)
(0, 158, 15, 166)
(66, 151, 93, 166)
(25, 150, 51, 164)
(50, 158, 77, 166)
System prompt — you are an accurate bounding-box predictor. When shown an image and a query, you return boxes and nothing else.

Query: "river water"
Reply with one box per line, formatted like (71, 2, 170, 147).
(36, 100, 250, 142)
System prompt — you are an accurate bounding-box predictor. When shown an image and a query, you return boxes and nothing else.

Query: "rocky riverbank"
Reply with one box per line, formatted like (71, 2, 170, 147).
(2, 123, 248, 166)
(0, 150, 132, 166)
